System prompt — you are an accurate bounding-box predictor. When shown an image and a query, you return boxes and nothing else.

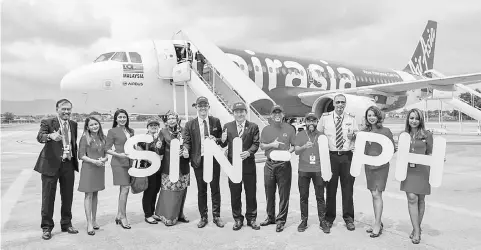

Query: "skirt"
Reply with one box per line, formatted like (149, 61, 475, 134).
(112, 165, 131, 186)
(365, 164, 389, 192)
(400, 164, 431, 195)
(78, 162, 105, 192)
(155, 173, 190, 225)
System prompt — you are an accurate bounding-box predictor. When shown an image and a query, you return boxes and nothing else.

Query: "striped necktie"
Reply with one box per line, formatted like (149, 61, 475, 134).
(335, 115, 344, 150)
(238, 124, 244, 137)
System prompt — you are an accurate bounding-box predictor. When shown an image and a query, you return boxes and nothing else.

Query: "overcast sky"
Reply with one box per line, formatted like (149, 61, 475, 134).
(2, 0, 481, 106)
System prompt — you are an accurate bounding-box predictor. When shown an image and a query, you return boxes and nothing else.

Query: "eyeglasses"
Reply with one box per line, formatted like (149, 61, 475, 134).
(335, 101, 346, 104)
(197, 104, 209, 108)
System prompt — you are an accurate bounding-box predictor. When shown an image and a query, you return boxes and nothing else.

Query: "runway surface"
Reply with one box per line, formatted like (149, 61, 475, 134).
(1, 122, 481, 249)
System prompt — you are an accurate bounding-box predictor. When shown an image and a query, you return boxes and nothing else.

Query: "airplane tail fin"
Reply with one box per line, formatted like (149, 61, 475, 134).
(403, 20, 437, 76)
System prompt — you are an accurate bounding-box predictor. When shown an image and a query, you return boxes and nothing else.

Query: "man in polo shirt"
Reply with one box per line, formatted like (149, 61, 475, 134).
(317, 94, 359, 231)
(295, 112, 330, 234)
(259, 104, 296, 232)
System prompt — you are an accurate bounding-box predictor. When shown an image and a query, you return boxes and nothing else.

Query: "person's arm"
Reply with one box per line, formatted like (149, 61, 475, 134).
(247, 124, 260, 156)
(425, 132, 434, 155)
(182, 122, 191, 153)
(294, 133, 307, 155)
(37, 119, 53, 143)
(105, 130, 127, 158)
(220, 124, 228, 148)
(317, 116, 325, 134)
(387, 128, 397, 153)
(288, 127, 296, 153)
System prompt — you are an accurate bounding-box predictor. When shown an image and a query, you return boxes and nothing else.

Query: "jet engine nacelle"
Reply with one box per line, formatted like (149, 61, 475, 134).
(311, 94, 376, 126)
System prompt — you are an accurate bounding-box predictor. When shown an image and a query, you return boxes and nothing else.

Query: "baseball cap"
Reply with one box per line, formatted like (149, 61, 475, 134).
(146, 119, 160, 127)
(196, 96, 209, 105)
(271, 105, 284, 113)
(305, 112, 318, 120)
(232, 102, 247, 112)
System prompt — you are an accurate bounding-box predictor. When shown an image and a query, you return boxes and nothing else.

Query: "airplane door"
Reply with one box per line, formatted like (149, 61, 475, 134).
(153, 40, 177, 79)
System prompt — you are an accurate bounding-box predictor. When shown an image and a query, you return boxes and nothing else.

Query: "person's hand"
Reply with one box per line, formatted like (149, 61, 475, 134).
(182, 148, 189, 158)
(99, 157, 108, 163)
(93, 159, 104, 167)
(304, 141, 314, 149)
(240, 151, 250, 160)
(271, 138, 284, 149)
(221, 128, 227, 143)
(208, 135, 217, 141)
(50, 130, 63, 141)
(347, 131, 355, 140)
(119, 153, 130, 159)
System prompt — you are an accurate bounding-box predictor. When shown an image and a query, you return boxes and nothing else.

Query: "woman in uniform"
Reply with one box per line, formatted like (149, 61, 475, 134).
(105, 109, 135, 229)
(400, 108, 433, 244)
(362, 106, 395, 238)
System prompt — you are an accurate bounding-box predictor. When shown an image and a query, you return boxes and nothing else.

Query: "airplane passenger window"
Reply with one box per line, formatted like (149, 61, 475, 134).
(111, 52, 128, 62)
(94, 52, 115, 62)
(129, 52, 142, 63)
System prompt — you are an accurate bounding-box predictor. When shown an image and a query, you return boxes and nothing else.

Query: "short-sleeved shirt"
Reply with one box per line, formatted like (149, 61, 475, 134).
(295, 130, 321, 172)
(317, 111, 358, 151)
(261, 123, 296, 158)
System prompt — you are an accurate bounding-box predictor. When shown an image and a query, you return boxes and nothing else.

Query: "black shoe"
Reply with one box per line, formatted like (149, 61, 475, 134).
(178, 216, 190, 223)
(213, 217, 225, 228)
(232, 220, 243, 231)
(247, 220, 260, 230)
(152, 215, 162, 221)
(61, 226, 79, 234)
(326, 221, 333, 228)
(345, 221, 355, 231)
(297, 220, 308, 232)
(320, 220, 331, 234)
(197, 217, 208, 228)
(260, 218, 275, 226)
(42, 230, 52, 240)
(276, 223, 285, 232)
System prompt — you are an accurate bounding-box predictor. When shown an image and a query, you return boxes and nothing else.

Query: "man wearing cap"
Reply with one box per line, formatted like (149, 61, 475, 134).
(183, 96, 225, 228)
(317, 94, 358, 231)
(294, 112, 330, 234)
(259, 104, 296, 232)
(220, 102, 260, 231)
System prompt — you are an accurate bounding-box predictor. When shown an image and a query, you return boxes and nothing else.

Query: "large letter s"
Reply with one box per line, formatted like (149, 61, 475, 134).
(124, 134, 161, 177)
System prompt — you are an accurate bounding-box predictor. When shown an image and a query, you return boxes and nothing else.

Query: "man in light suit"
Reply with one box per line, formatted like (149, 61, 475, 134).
(220, 102, 261, 231)
(183, 96, 225, 228)
(34, 99, 79, 240)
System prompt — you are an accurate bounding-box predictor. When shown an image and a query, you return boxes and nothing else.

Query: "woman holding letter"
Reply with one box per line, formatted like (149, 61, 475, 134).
(105, 109, 135, 229)
(155, 111, 190, 226)
(77, 116, 108, 235)
(362, 106, 395, 238)
(400, 108, 433, 244)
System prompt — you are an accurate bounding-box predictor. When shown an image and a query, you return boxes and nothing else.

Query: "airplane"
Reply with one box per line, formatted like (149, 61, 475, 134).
(60, 20, 481, 129)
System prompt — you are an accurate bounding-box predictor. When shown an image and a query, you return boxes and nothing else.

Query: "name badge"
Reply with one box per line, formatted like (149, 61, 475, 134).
(309, 154, 316, 165)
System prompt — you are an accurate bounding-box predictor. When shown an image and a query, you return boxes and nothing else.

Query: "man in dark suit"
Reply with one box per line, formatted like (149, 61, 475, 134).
(183, 96, 225, 228)
(34, 99, 79, 240)
(195, 51, 206, 76)
(220, 102, 261, 231)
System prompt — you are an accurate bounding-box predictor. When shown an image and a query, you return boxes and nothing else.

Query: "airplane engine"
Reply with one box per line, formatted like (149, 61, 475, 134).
(311, 94, 376, 126)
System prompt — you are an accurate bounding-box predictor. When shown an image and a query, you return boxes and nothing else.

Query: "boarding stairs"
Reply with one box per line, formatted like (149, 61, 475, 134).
(172, 29, 273, 132)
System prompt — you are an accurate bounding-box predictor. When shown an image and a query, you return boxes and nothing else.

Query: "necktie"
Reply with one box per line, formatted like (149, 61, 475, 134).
(335, 116, 344, 150)
(238, 124, 244, 137)
(203, 120, 208, 138)
(63, 121, 72, 159)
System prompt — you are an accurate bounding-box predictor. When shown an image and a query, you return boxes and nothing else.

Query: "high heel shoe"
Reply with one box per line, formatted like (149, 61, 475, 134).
(115, 218, 121, 225)
(410, 229, 422, 239)
(370, 223, 383, 238)
(119, 218, 131, 229)
(411, 234, 421, 244)
(87, 226, 95, 236)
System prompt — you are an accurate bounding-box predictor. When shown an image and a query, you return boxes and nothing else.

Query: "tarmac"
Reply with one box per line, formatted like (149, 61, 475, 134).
(1, 122, 481, 250)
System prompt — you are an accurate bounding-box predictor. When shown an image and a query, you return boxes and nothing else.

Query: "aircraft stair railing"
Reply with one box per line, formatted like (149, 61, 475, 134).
(199, 64, 270, 131)
(178, 29, 274, 114)
(440, 95, 481, 122)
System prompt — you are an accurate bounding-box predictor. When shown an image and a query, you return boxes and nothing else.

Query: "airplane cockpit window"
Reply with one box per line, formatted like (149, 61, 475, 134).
(94, 52, 115, 63)
(111, 52, 128, 62)
(129, 52, 142, 63)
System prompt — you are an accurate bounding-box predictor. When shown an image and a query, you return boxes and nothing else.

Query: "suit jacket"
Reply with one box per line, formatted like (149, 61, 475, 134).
(34, 118, 79, 176)
(183, 116, 222, 168)
(105, 127, 135, 167)
(220, 120, 259, 174)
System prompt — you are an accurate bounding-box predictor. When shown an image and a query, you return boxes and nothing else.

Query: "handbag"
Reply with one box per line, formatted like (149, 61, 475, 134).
(130, 160, 149, 194)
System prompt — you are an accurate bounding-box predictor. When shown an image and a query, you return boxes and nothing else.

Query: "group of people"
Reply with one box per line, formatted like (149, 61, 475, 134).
(35, 94, 434, 245)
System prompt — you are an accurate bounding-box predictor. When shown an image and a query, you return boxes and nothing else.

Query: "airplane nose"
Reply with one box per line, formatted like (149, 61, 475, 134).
(60, 63, 121, 91)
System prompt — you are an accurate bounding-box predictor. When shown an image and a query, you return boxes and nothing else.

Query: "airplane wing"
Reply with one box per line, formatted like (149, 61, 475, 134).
(298, 72, 481, 103)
